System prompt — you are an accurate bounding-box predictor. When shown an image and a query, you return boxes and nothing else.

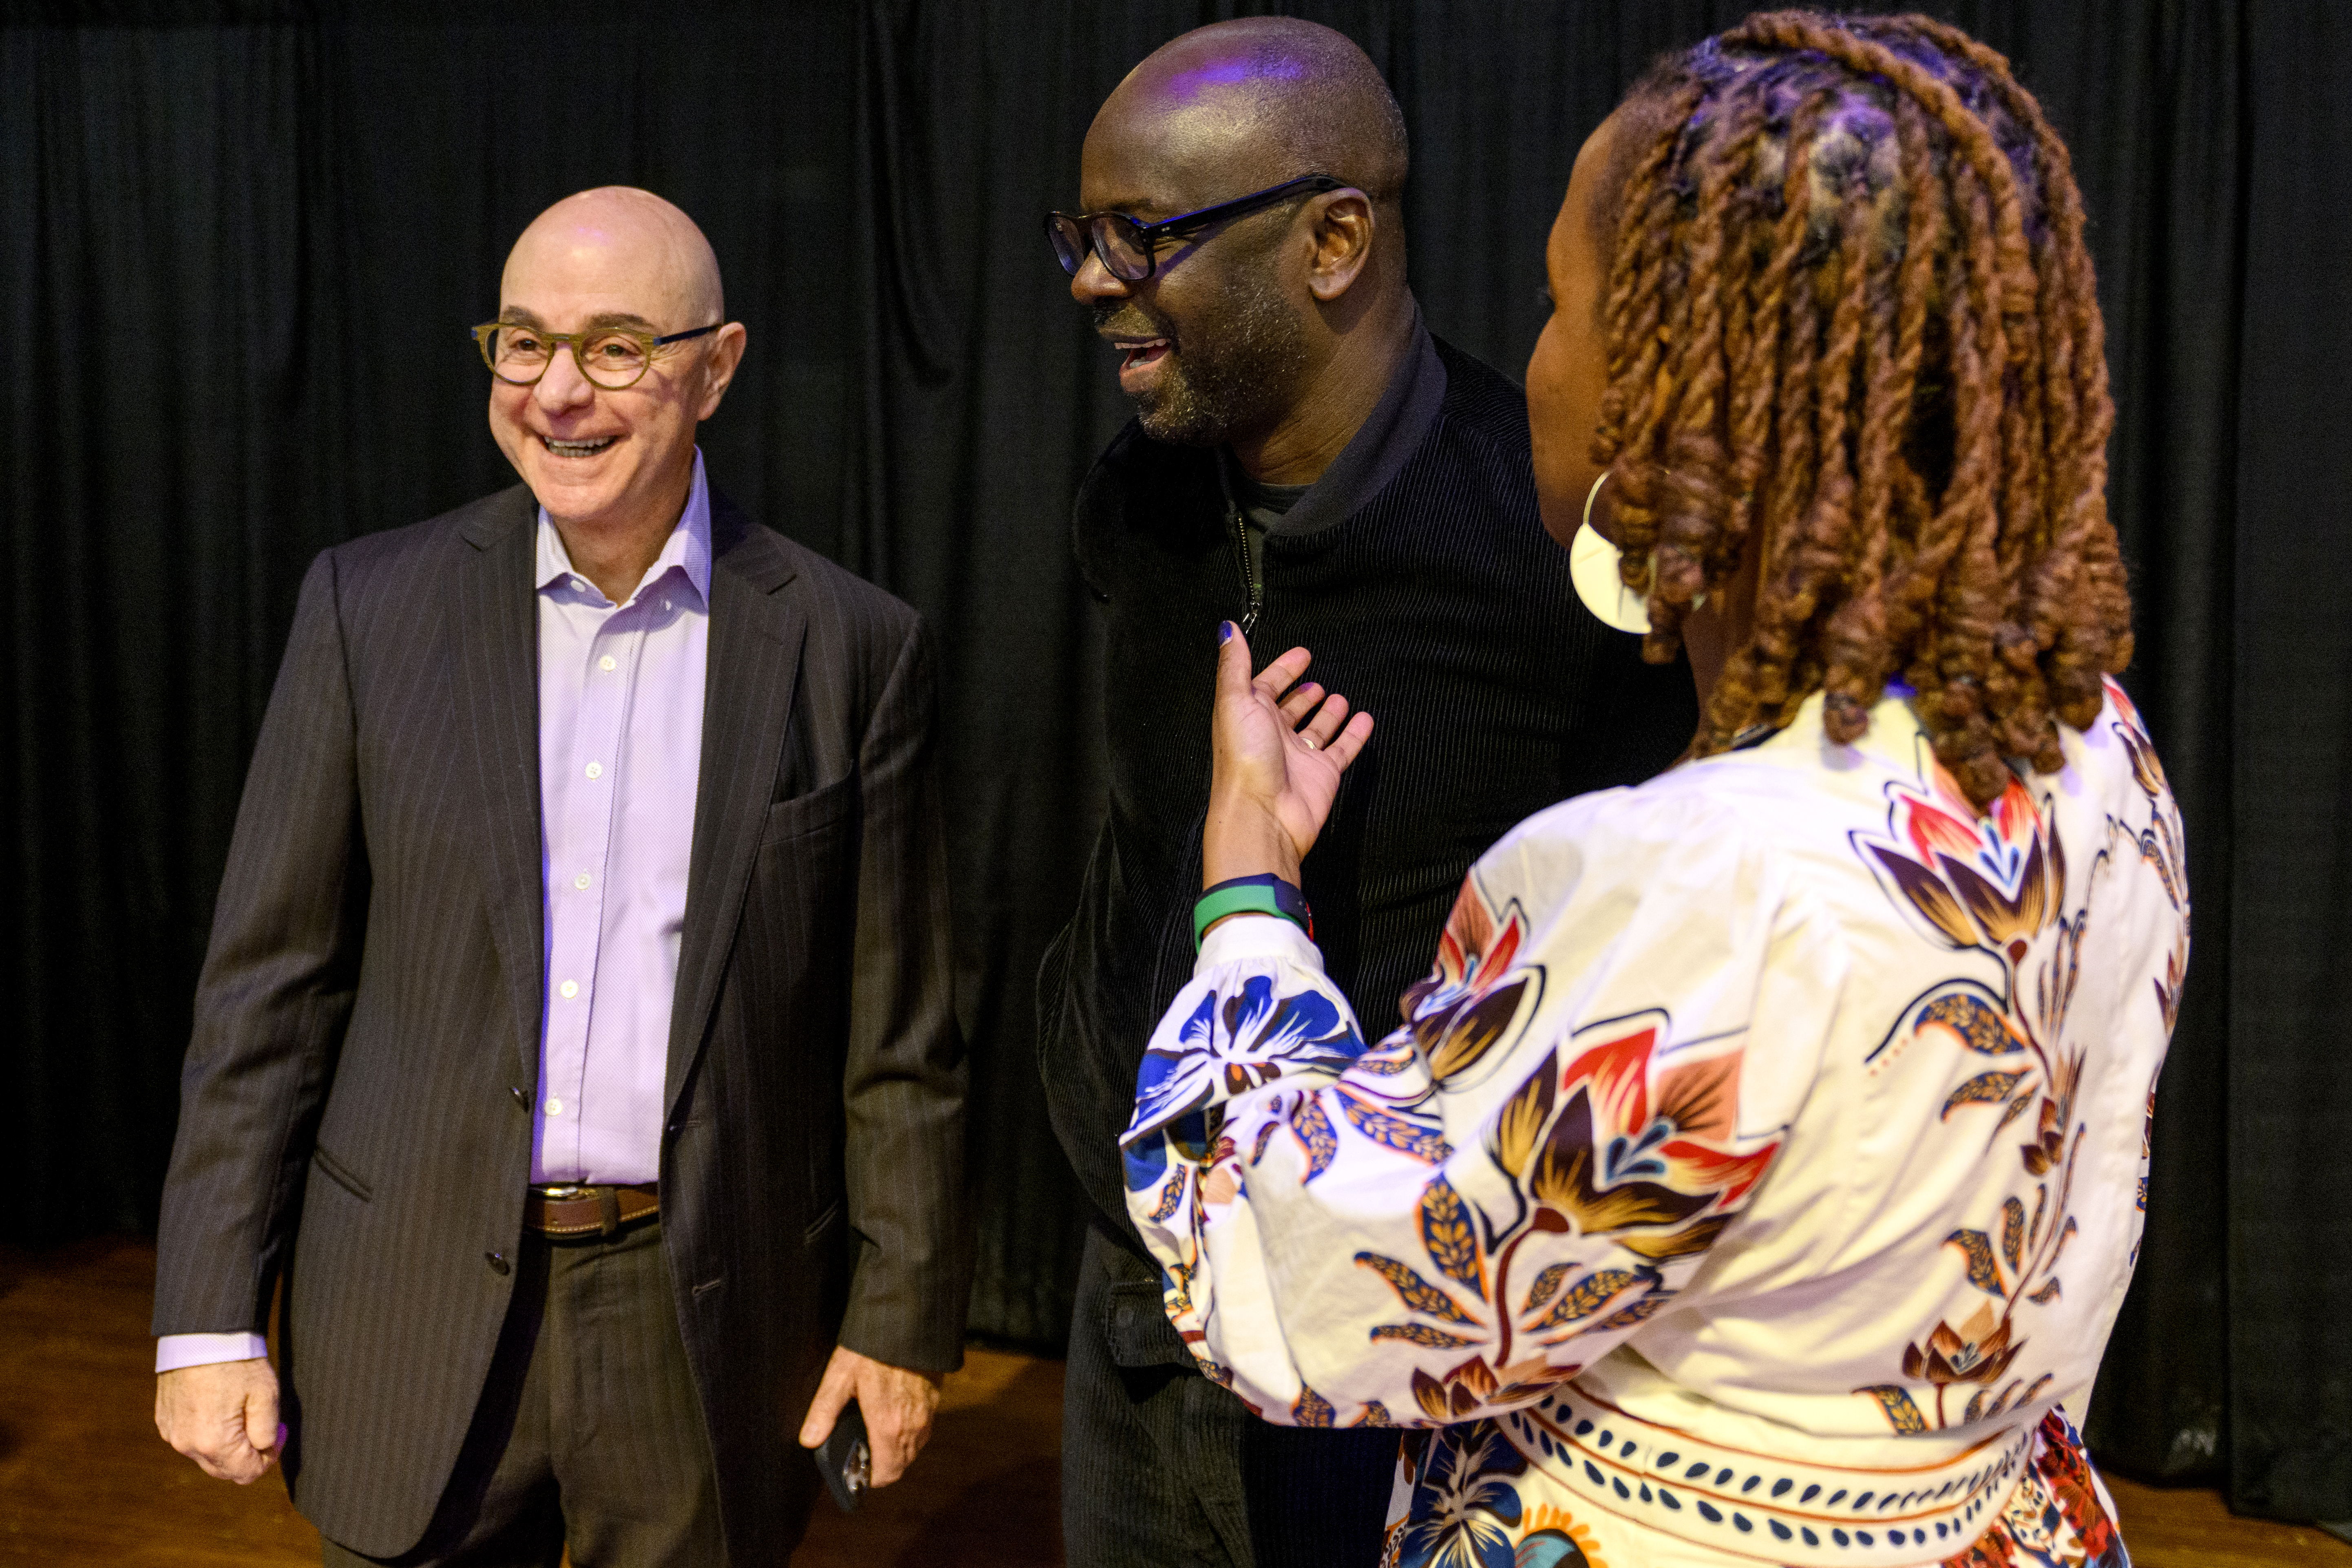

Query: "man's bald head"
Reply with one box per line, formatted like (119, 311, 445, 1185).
(502, 185, 724, 328)
(1071, 21, 1418, 473)
(488, 185, 745, 548)
(1091, 18, 1408, 220)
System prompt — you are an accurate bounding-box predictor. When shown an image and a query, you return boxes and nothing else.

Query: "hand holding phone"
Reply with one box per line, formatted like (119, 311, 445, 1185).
(816, 1398, 870, 1513)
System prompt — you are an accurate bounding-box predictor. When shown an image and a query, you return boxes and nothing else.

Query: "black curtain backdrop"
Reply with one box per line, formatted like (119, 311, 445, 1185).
(5, 0, 2346, 1524)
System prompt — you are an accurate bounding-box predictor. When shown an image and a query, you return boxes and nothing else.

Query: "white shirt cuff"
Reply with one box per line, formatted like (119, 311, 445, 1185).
(1195, 912, 1326, 976)
(155, 1332, 270, 1373)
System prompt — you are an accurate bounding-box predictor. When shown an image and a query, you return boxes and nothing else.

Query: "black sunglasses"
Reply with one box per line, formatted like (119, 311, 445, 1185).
(1046, 174, 1347, 283)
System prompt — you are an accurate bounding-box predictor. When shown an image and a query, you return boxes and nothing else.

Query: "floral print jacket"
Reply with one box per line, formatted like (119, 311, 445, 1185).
(1123, 684, 2184, 1567)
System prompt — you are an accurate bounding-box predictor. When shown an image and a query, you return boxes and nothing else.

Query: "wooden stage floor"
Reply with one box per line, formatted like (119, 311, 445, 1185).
(3, 1236, 2342, 1567)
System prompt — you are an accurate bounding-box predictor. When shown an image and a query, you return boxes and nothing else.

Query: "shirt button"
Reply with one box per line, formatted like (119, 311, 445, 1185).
(546, 1098, 564, 1115)
(585, 762, 603, 780)
(574, 872, 592, 890)
(559, 979, 579, 999)
(599, 655, 617, 672)
(570, 577, 585, 592)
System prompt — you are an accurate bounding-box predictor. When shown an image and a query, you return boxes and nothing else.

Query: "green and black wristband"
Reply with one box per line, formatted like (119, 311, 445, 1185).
(1193, 874, 1314, 951)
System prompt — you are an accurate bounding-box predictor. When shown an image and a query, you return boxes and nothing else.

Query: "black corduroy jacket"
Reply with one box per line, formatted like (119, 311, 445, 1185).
(1038, 321, 1699, 1272)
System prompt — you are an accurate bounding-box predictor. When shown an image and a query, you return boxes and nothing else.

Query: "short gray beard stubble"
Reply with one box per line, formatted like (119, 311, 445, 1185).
(1126, 267, 1312, 448)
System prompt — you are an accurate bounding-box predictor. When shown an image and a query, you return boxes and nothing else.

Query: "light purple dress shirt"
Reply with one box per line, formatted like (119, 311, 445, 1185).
(530, 455, 709, 1185)
(158, 455, 712, 1374)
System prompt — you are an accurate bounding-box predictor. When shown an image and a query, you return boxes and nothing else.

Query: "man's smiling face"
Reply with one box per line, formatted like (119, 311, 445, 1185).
(1069, 85, 1314, 448)
(487, 192, 733, 529)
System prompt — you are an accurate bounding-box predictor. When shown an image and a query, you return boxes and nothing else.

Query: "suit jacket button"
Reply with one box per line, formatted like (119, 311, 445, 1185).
(486, 1251, 510, 1275)
(510, 1087, 530, 1112)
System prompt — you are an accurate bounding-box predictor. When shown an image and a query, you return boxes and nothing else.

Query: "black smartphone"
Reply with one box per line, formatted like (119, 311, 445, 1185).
(815, 1400, 871, 1513)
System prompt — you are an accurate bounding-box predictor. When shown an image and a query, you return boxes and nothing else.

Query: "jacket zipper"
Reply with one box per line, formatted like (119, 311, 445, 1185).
(1229, 501, 1264, 636)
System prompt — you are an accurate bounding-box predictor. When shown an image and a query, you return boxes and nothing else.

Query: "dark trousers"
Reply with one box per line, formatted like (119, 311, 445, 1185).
(319, 1218, 723, 1568)
(1061, 1219, 1400, 1568)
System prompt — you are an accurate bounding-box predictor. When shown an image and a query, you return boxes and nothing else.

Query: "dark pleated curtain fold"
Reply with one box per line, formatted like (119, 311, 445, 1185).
(1, 20, 361, 1242)
(2220, 0, 2352, 1523)
(4, 0, 2345, 1522)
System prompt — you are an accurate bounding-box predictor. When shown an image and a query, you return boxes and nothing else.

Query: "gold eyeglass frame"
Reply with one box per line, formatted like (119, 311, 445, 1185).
(469, 320, 722, 391)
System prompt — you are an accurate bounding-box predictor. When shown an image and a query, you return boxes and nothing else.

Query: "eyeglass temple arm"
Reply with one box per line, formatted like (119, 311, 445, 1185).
(1148, 175, 1349, 237)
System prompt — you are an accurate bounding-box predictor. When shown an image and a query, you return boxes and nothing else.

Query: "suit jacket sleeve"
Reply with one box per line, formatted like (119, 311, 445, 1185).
(836, 613, 970, 1372)
(152, 549, 367, 1337)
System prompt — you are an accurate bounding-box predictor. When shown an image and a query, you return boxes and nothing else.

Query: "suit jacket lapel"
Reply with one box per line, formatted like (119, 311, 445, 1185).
(666, 497, 805, 1114)
(454, 488, 547, 1093)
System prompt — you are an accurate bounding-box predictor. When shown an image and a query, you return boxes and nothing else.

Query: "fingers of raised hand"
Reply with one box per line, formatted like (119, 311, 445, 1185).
(1320, 710, 1375, 769)
(1252, 646, 1314, 703)
(1275, 680, 1325, 726)
(1295, 690, 1352, 752)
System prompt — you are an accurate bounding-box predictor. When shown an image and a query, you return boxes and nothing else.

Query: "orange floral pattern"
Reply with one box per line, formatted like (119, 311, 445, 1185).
(1849, 680, 2187, 1437)
(1124, 684, 2179, 1566)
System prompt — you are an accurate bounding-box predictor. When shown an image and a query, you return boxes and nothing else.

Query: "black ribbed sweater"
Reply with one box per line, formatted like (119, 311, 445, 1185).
(1038, 327, 1697, 1258)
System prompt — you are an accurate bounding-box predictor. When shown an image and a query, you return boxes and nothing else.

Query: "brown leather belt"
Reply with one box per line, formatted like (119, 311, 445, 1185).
(524, 1182, 660, 1238)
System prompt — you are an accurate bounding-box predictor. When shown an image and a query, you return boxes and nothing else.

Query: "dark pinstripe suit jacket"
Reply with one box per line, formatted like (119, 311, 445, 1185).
(152, 483, 970, 1562)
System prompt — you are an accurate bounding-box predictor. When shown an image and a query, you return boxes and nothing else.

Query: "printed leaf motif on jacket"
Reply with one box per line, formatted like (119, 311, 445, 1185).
(1124, 685, 2180, 1566)
(1135, 865, 1787, 1432)
(1849, 678, 2188, 1433)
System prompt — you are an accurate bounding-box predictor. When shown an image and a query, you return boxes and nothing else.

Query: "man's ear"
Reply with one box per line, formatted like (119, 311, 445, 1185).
(695, 322, 750, 420)
(1303, 190, 1376, 302)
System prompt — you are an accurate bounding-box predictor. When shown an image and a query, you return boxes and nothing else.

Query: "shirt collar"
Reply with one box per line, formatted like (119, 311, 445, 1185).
(1747, 686, 1940, 773)
(534, 448, 713, 607)
(1222, 300, 1447, 540)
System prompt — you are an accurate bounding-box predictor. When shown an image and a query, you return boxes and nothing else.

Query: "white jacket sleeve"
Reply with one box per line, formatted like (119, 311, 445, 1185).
(1121, 789, 1837, 1429)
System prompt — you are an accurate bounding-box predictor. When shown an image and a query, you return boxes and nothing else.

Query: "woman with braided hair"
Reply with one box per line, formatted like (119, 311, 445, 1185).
(1117, 12, 2181, 1566)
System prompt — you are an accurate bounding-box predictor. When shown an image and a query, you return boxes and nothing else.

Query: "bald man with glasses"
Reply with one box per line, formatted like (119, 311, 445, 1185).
(1036, 21, 1697, 1567)
(152, 186, 968, 1567)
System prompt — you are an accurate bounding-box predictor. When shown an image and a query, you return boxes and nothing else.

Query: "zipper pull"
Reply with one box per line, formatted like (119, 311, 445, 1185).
(1229, 501, 1264, 637)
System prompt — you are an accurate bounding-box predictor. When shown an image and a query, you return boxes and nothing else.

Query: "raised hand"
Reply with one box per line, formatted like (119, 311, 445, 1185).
(1204, 622, 1375, 888)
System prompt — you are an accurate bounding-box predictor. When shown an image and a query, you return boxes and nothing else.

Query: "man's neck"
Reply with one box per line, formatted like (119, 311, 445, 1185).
(550, 469, 693, 605)
(1230, 294, 1416, 488)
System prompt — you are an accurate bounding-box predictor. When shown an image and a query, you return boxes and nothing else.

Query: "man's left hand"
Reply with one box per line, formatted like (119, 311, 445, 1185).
(796, 1344, 943, 1486)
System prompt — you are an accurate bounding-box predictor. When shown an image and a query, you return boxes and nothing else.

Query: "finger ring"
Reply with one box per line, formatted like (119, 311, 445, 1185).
(1301, 735, 1322, 751)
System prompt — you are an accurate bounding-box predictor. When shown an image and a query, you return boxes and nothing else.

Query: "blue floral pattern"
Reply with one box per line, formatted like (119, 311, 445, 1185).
(1393, 1421, 1527, 1568)
(1131, 974, 1364, 1139)
(1127, 689, 2179, 1566)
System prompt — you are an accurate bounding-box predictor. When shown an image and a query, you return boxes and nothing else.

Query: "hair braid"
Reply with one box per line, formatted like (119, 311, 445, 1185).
(1826, 94, 1945, 731)
(1595, 82, 1705, 469)
(1820, 232, 1904, 740)
(1587, 10, 2131, 807)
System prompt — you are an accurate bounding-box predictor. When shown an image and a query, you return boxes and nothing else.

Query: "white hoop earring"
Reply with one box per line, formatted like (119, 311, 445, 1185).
(1567, 470, 1703, 634)
(1569, 471, 1651, 634)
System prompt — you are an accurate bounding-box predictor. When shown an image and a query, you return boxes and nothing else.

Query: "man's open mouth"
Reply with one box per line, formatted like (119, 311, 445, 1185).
(542, 435, 617, 458)
(1112, 337, 1171, 371)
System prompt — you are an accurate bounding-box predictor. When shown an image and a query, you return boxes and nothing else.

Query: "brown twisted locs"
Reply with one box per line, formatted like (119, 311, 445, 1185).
(1589, 10, 2132, 807)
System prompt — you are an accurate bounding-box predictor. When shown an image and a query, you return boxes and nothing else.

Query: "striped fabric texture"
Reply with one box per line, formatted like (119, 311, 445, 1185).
(1041, 335, 1698, 1267)
(153, 483, 969, 1564)
(1038, 331, 1700, 1561)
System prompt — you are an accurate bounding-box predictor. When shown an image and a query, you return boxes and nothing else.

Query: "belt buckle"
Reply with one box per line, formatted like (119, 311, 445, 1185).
(536, 1183, 587, 1201)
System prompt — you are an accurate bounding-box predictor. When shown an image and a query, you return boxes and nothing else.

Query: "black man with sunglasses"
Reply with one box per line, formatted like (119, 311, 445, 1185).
(1036, 18, 1698, 1568)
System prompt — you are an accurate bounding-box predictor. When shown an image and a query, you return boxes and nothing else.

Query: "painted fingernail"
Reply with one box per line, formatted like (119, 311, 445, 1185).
(1218, 621, 1235, 643)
